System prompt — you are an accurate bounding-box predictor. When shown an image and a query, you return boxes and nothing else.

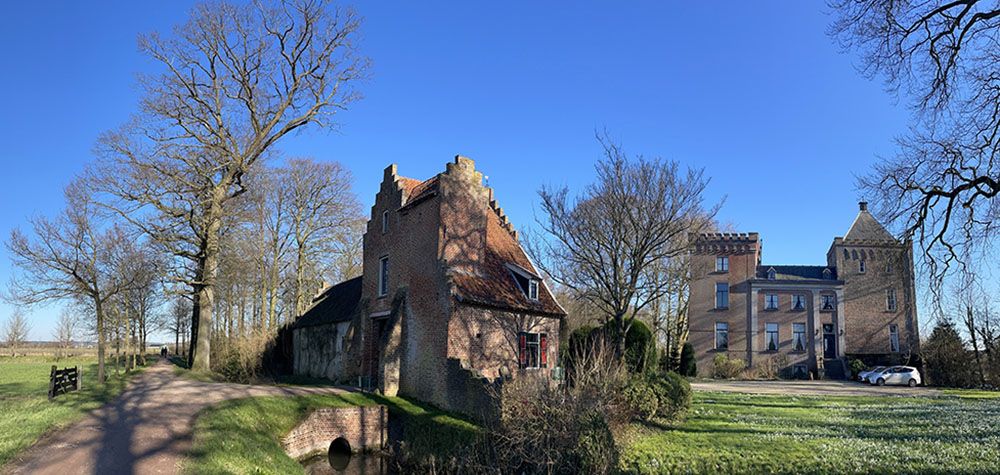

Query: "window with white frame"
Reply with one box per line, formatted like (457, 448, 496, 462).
(715, 322, 729, 350)
(889, 324, 900, 353)
(792, 322, 806, 351)
(716, 283, 729, 309)
(767, 268, 777, 280)
(791, 294, 806, 310)
(528, 280, 539, 300)
(886, 288, 897, 311)
(765, 294, 779, 310)
(378, 256, 389, 297)
(821, 295, 836, 311)
(518, 332, 548, 369)
(716, 256, 729, 272)
(765, 323, 779, 351)
(381, 210, 389, 234)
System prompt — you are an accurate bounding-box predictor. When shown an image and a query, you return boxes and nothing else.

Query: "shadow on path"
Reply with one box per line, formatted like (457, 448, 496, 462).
(2, 358, 348, 475)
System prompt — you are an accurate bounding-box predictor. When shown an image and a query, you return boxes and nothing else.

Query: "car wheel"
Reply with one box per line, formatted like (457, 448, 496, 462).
(876, 378, 885, 386)
(908, 379, 917, 387)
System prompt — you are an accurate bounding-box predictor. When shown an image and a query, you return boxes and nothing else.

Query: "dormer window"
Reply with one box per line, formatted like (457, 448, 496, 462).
(381, 210, 389, 234)
(507, 263, 541, 301)
(528, 280, 539, 300)
(767, 268, 776, 280)
(822, 268, 832, 279)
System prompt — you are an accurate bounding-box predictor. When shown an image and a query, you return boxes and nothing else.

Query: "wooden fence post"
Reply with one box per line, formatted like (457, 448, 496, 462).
(76, 366, 82, 391)
(48, 365, 56, 400)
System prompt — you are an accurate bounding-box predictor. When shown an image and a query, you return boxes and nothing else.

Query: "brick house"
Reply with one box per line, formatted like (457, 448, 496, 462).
(688, 202, 919, 379)
(291, 157, 565, 416)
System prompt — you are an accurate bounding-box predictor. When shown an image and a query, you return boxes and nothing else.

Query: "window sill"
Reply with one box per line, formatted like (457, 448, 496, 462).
(820, 309, 835, 313)
(713, 307, 730, 311)
(764, 308, 779, 312)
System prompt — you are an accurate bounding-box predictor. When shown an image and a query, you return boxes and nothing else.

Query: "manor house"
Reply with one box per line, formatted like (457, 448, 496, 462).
(688, 202, 919, 378)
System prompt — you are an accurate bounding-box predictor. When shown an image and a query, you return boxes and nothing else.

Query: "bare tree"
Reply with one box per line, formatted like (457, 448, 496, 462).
(90, 0, 368, 371)
(830, 0, 1000, 291)
(5, 181, 134, 383)
(3, 310, 31, 356)
(528, 135, 721, 357)
(282, 158, 363, 317)
(53, 309, 77, 360)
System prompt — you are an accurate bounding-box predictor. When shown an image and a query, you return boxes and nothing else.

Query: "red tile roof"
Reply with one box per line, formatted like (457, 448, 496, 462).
(451, 207, 565, 317)
(398, 176, 439, 207)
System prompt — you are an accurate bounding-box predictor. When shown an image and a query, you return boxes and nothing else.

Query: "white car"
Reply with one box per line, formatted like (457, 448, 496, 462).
(857, 366, 886, 382)
(868, 366, 922, 387)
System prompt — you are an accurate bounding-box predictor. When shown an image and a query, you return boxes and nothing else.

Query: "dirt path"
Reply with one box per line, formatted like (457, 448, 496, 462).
(691, 379, 945, 397)
(3, 358, 348, 475)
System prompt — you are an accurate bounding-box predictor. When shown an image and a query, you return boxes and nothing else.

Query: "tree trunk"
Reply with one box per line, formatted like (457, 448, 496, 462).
(966, 304, 987, 387)
(95, 297, 107, 384)
(192, 194, 223, 372)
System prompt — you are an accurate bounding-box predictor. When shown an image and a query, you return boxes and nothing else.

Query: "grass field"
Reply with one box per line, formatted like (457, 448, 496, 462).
(620, 391, 1000, 474)
(0, 355, 144, 468)
(185, 391, 479, 474)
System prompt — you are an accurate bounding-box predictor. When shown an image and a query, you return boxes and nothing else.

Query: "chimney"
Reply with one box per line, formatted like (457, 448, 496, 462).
(859, 201, 868, 212)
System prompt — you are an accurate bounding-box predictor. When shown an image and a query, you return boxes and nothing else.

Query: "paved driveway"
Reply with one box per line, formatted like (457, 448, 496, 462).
(691, 379, 944, 397)
(3, 358, 349, 475)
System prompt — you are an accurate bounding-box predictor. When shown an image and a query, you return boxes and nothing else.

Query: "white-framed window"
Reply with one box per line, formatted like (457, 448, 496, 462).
(765, 323, 779, 351)
(381, 210, 389, 234)
(859, 260, 866, 273)
(715, 322, 729, 350)
(767, 268, 777, 280)
(518, 332, 547, 369)
(528, 280, 539, 300)
(886, 288, 897, 311)
(716, 256, 729, 272)
(889, 324, 900, 353)
(715, 282, 729, 309)
(765, 294, 779, 310)
(821, 295, 836, 311)
(378, 256, 389, 297)
(792, 322, 806, 351)
(791, 294, 806, 310)
(822, 268, 832, 279)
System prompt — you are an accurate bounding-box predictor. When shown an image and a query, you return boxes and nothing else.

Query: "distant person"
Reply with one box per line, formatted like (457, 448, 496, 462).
(160, 346, 167, 358)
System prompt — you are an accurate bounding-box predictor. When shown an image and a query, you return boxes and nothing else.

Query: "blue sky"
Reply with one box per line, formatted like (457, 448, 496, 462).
(0, 1, 910, 341)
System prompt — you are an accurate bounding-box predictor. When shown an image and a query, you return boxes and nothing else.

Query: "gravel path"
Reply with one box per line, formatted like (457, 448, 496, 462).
(3, 358, 348, 475)
(691, 379, 944, 397)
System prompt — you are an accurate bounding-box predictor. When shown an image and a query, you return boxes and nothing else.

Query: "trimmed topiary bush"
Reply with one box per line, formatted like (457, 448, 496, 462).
(623, 371, 692, 423)
(679, 342, 697, 377)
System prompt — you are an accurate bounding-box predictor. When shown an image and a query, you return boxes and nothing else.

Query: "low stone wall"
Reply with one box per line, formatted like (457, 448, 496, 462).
(281, 405, 388, 459)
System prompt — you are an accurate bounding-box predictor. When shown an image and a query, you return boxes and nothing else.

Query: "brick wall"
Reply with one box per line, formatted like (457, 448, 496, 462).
(688, 233, 760, 377)
(828, 239, 919, 357)
(281, 405, 387, 460)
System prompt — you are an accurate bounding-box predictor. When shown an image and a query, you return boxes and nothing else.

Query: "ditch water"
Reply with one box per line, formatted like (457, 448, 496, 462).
(301, 450, 389, 475)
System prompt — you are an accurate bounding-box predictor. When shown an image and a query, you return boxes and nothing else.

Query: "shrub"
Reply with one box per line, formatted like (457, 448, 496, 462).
(623, 371, 692, 423)
(848, 358, 866, 379)
(566, 320, 657, 376)
(679, 342, 697, 377)
(712, 353, 745, 379)
(752, 354, 788, 380)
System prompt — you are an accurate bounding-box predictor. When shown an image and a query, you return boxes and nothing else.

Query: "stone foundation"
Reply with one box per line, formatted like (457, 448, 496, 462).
(281, 405, 388, 459)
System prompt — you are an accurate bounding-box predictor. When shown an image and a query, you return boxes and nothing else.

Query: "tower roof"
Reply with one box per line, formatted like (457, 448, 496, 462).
(844, 202, 896, 242)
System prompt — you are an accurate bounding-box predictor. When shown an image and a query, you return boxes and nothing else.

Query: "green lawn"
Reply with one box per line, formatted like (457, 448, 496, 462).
(185, 391, 480, 474)
(620, 391, 1000, 474)
(0, 356, 144, 468)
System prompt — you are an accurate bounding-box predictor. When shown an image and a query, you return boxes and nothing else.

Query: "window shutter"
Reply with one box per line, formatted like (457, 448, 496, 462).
(540, 334, 548, 368)
(518, 333, 527, 368)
